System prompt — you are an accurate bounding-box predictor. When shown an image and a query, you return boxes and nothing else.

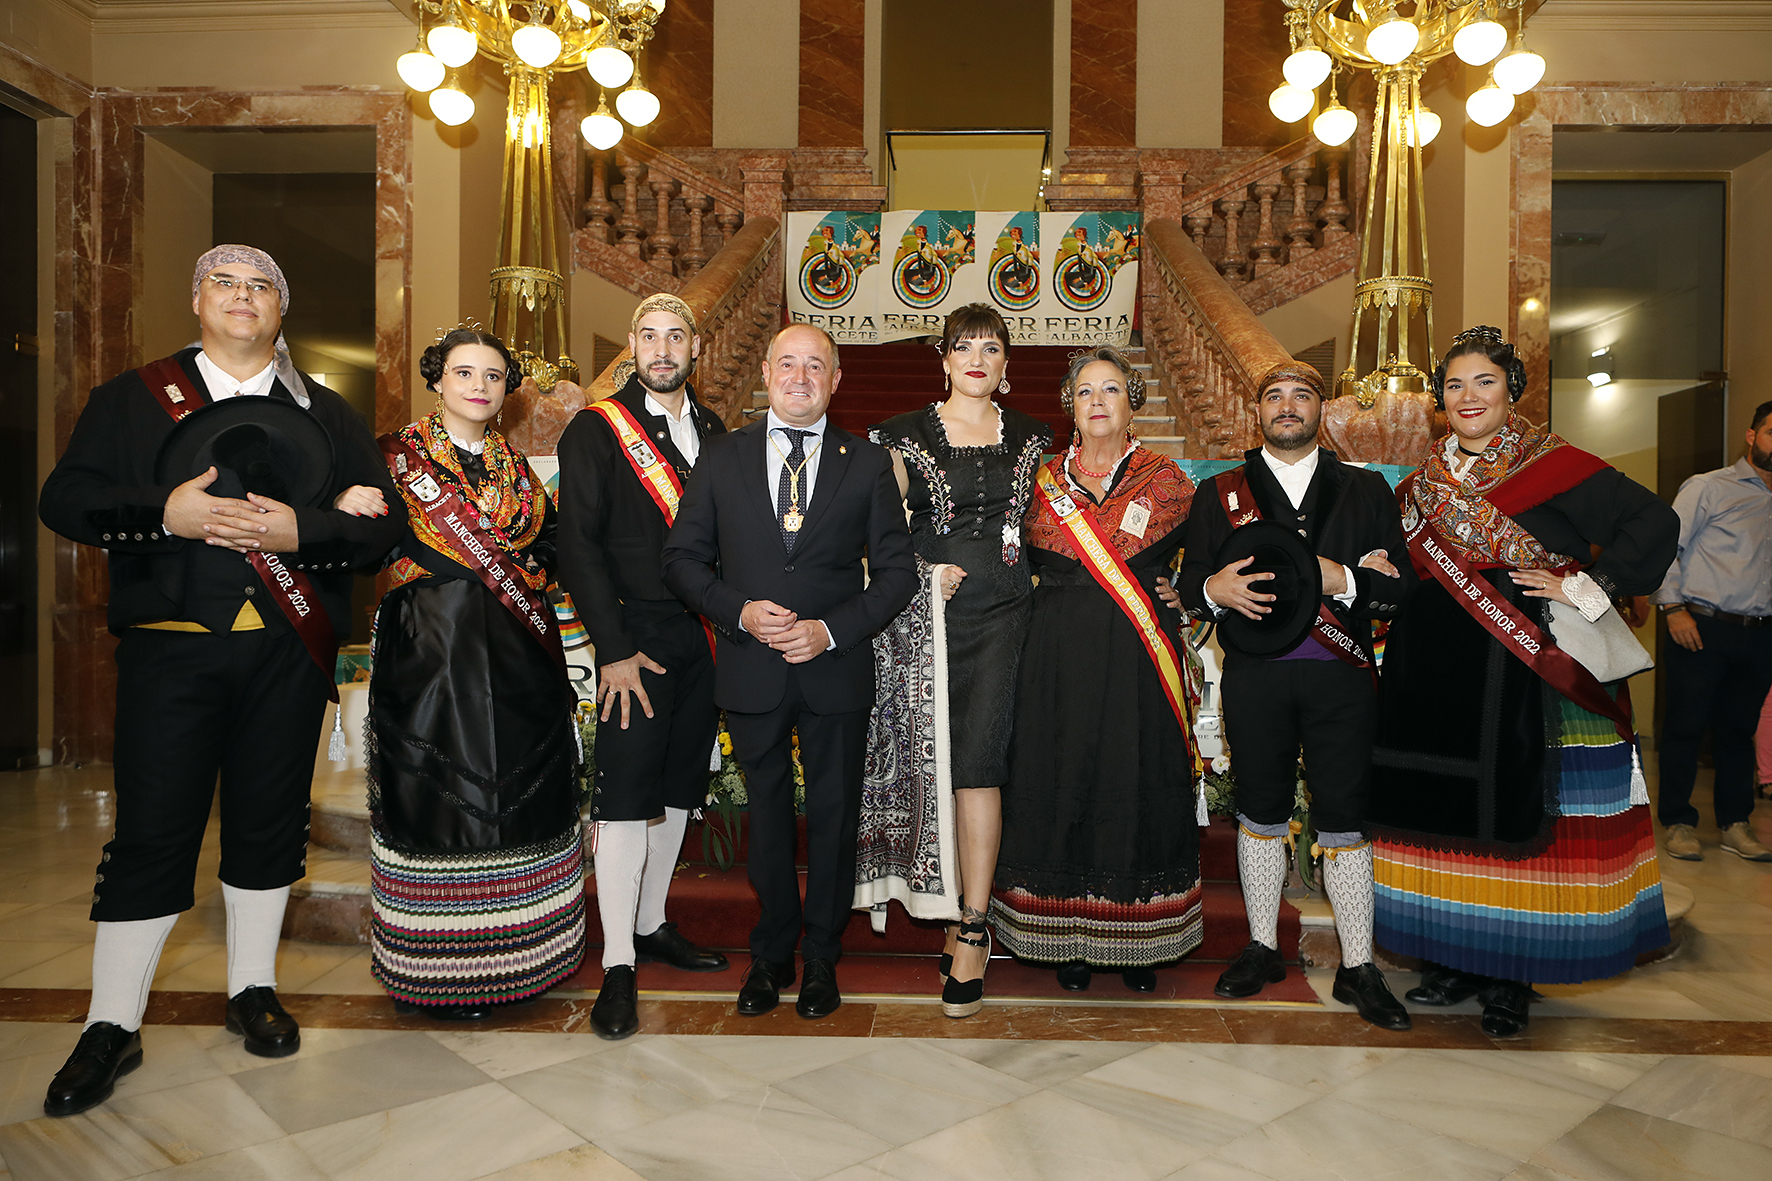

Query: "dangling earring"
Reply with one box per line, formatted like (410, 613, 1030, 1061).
(1126, 427, 1137, 447)
(998, 377, 1011, 395)
(943, 370, 950, 392)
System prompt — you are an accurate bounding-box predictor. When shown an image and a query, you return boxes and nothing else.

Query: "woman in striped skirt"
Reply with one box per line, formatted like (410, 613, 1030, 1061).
(360, 328, 587, 1019)
(1367, 326, 1678, 1036)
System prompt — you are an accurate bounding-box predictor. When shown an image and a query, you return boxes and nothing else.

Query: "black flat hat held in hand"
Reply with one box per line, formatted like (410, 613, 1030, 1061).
(156, 396, 336, 508)
(1211, 519, 1324, 657)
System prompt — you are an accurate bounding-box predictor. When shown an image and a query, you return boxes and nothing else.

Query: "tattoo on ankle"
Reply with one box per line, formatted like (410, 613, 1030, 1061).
(962, 905, 987, 924)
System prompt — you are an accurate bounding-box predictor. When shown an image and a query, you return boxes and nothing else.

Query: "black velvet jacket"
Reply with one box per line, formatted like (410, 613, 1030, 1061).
(39, 348, 404, 638)
(1177, 447, 1414, 666)
(553, 375, 726, 666)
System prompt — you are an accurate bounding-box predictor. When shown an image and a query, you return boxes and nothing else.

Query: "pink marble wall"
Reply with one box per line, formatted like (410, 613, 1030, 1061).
(649, 0, 714, 147)
(1221, 0, 1292, 149)
(800, 0, 867, 148)
(1071, 0, 1137, 147)
(1511, 84, 1772, 426)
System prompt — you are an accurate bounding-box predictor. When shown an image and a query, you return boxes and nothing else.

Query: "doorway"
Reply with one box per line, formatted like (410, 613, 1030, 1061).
(0, 103, 38, 769)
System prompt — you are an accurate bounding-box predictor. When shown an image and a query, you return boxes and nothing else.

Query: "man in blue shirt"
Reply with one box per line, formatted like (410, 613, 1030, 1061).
(1654, 400, 1772, 862)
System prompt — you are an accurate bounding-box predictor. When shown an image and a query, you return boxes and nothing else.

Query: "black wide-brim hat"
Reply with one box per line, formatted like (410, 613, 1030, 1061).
(155, 396, 335, 508)
(1212, 520, 1323, 657)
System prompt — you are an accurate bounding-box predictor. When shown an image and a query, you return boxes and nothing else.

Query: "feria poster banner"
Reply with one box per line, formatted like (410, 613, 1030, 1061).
(786, 210, 1140, 347)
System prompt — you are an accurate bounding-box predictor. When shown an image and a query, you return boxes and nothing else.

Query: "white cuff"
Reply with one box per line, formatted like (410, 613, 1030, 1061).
(1562, 571, 1613, 623)
(1333, 563, 1357, 608)
(819, 621, 836, 651)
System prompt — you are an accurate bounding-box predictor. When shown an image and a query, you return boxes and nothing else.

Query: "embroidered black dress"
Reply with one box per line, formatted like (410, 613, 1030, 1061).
(870, 404, 1051, 786)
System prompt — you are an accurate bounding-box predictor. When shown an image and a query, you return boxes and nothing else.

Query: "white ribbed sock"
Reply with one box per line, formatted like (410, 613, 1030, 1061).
(1322, 842, 1376, 968)
(594, 820, 648, 969)
(1237, 826, 1287, 952)
(86, 915, 178, 1031)
(636, 807, 689, 936)
(223, 883, 290, 997)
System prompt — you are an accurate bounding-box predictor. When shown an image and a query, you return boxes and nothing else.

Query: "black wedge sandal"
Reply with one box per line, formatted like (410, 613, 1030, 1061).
(941, 920, 991, 1018)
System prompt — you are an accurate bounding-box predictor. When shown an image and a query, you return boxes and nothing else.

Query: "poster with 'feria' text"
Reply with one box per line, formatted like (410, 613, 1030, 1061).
(786, 210, 1140, 347)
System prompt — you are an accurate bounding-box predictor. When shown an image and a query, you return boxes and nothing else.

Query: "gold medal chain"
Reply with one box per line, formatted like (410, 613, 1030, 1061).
(768, 430, 824, 526)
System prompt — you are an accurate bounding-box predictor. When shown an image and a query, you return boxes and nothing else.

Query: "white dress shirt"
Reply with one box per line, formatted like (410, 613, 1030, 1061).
(195, 352, 278, 399)
(764, 409, 827, 515)
(646, 392, 701, 466)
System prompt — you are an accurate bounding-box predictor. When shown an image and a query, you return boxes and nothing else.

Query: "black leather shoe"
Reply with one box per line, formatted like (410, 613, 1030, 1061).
(1332, 963, 1412, 1031)
(1056, 961, 1092, 991)
(1122, 967, 1158, 993)
(1214, 942, 1286, 998)
(634, 922, 730, 973)
(1406, 963, 1484, 1007)
(591, 965, 639, 1040)
(43, 1022, 143, 1117)
(736, 958, 794, 1017)
(392, 998, 494, 1021)
(225, 986, 300, 1058)
(796, 958, 842, 1019)
(1480, 979, 1534, 1038)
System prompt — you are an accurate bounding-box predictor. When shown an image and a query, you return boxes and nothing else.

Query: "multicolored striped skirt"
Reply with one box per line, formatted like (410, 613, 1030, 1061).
(1374, 695, 1669, 985)
(991, 884, 1204, 968)
(370, 825, 588, 1006)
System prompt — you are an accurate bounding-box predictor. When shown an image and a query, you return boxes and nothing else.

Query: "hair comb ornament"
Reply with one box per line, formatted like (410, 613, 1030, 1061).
(1451, 325, 1506, 349)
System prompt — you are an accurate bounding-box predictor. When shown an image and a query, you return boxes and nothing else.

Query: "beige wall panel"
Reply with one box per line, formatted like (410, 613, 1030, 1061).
(1257, 272, 1354, 377)
(1, 0, 93, 85)
(91, 26, 409, 90)
(410, 109, 463, 404)
(569, 269, 649, 374)
(140, 137, 214, 364)
(889, 135, 1047, 211)
(1728, 146, 1772, 447)
(1536, 29, 1772, 85)
(712, 0, 798, 148)
(1461, 123, 1512, 340)
(1136, 0, 1221, 149)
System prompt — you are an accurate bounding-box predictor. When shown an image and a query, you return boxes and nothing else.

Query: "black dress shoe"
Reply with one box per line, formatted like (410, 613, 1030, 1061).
(1056, 961, 1092, 991)
(736, 958, 794, 1017)
(634, 922, 730, 973)
(1332, 963, 1412, 1031)
(43, 1022, 142, 1117)
(226, 986, 301, 1058)
(391, 998, 495, 1021)
(1122, 967, 1158, 993)
(796, 958, 842, 1019)
(1480, 979, 1534, 1038)
(1214, 942, 1286, 998)
(1405, 962, 1484, 1007)
(591, 965, 639, 1040)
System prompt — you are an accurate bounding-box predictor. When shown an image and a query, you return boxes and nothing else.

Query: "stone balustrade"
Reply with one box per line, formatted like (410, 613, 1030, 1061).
(583, 142, 747, 281)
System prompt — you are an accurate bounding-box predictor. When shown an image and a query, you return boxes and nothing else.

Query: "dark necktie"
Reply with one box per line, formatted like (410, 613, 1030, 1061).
(776, 427, 810, 552)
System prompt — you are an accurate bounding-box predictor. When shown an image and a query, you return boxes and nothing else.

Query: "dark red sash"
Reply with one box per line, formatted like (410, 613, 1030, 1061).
(137, 356, 340, 701)
(1215, 465, 1373, 669)
(380, 434, 566, 670)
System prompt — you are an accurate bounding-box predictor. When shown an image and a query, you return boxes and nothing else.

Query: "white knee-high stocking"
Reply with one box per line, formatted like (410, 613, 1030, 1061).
(1322, 841, 1376, 968)
(1237, 826, 1287, 952)
(223, 883, 290, 997)
(594, 820, 648, 969)
(86, 915, 178, 1031)
(636, 807, 689, 936)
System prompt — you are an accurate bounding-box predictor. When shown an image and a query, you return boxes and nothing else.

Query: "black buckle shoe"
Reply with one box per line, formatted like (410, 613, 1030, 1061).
(1405, 963, 1484, 1007)
(1332, 963, 1412, 1031)
(1480, 979, 1535, 1038)
(591, 965, 640, 1040)
(391, 998, 495, 1022)
(1214, 942, 1286, 998)
(796, 958, 842, 1019)
(1056, 961, 1092, 991)
(736, 958, 793, 1017)
(225, 986, 301, 1058)
(1122, 967, 1158, 993)
(44, 1022, 143, 1117)
(633, 922, 730, 973)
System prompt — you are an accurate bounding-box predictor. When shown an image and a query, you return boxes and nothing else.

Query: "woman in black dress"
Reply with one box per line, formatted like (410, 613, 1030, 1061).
(363, 328, 587, 1020)
(869, 304, 1051, 1017)
(993, 348, 1202, 992)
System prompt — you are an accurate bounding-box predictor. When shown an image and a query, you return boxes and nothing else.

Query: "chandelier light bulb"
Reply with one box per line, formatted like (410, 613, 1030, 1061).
(1268, 84, 1315, 125)
(582, 99, 624, 150)
(1312, 101, 1358, 147)
(1466, 83, 1516, 127)
(429, 81, 476, 127)
(1282, 47, 1332, 91)
(427, 22, 478, 69)
(1493, 48, 1547, 95)
(649, 0, 667, 13)
(1453, 20, 1508, 66)
(1409, 106, 1442, 147)
(512, 22, 563, 69)
(587, 44, 636, 88)
(396, 49, 444, 92)
(616, 81, 660, 127)
(566, 0, 592, 19)
(1366, 18, 1420, 65)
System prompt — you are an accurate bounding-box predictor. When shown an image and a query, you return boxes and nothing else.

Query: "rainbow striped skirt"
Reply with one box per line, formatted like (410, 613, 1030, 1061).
(370, 825, 588, 1007)
(1374, 695, 1668, 984)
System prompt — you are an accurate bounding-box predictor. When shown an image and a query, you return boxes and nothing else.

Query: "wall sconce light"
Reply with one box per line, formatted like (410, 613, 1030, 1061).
(1587, 347, 1615, 387)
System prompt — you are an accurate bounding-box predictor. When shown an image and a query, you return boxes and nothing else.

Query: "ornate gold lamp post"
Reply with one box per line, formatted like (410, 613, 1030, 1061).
(395, 1, 669, 387)
(1271, 1, 1545, 405)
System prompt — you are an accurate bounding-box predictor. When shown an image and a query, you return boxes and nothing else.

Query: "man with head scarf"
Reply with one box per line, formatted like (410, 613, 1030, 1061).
(554, 293, 731, 1040)
(37, 245, 404, 1115)
(1176, 359, 1416, 1030)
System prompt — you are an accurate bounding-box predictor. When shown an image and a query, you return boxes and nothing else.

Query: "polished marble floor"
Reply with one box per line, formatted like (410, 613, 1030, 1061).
(2, 765, 1771, 1181)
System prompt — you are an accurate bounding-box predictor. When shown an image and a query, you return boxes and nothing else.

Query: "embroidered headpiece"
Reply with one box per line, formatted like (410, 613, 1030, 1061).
(1255, 359, 1325, 401)
(630, 293, 699, 338)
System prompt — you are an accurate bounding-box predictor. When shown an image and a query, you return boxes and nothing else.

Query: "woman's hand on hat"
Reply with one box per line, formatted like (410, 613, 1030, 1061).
(1206, 556, 1276, 620)
(333, 485, 388, 517)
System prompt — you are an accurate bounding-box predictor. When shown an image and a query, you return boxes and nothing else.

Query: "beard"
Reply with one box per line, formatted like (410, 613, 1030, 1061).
(1262, 413, 1318, 451)
(637, 355, 694, 394)
(1753, 442, 1772, 473)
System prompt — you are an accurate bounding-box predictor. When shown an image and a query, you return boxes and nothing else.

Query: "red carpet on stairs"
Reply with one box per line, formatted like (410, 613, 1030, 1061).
(821, 343, 1085, 438)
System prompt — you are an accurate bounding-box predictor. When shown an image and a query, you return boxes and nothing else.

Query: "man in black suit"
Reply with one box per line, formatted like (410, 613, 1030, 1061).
(1177, 360, 1414, 1030)
(37, 245, 403, 1115)
(663, 323, 917, 1019)
(556, 293, 731, 1041)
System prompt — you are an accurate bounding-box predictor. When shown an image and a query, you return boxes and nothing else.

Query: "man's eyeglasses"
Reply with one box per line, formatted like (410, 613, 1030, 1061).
(205, 274, 277, 296)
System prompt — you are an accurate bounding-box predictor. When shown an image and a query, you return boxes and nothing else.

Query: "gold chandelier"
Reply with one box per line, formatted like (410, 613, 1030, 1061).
(1270, 2, 1545, 406)
(396, 1, 670, 387)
